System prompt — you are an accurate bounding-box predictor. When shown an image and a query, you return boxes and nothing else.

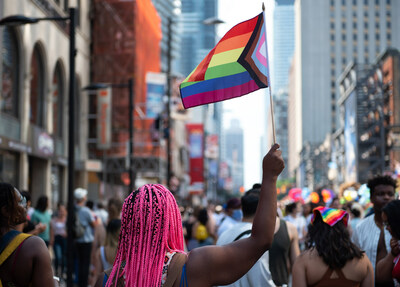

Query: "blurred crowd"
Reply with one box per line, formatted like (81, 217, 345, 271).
(1, 171, 400, 286)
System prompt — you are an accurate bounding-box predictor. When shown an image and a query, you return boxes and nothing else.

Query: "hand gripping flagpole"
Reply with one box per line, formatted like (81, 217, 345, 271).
(262, 2, 276, 145)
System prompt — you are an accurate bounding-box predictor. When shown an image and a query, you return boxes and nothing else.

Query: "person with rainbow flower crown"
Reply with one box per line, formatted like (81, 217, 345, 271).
(292, 206, 373, 287)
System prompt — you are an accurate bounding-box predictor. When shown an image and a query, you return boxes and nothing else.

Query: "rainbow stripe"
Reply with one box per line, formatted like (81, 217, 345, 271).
(180, 13, 269, 109)
(311, 206, 349, 227)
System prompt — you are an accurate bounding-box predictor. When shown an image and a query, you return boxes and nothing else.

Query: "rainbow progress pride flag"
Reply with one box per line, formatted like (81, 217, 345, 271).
(180, 12, 269, 109)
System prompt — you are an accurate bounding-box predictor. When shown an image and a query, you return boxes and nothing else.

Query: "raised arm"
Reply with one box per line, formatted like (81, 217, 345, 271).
(186, 144, 284, 287)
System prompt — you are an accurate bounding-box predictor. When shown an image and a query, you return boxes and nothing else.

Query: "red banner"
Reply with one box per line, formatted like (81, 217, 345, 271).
(186, 124, 204, 193)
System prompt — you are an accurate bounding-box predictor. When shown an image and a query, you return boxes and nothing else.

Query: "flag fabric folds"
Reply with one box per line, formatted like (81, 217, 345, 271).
(180, 12, 269, 109)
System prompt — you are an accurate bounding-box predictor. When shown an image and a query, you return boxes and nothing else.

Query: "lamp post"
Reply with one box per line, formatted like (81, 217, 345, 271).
(83, 79, 135, 193)
(0, 8, 77, 287)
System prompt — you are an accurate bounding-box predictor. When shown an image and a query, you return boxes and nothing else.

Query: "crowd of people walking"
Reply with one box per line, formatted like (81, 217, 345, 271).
(1, 144, 400, 287)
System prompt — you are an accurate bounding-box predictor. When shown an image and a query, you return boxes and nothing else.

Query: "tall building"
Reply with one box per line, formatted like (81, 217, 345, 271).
(151, 0, 181, 74)
(290, 0, 400, 187)
(334, 49, 400, 184)
(0, 0, 91, 206)
(223, 119, 244, 194)
(178, 0, 219, 77)
(177, 0, 221, 200)
(269, 0, 294, 179)
(274, 90, 289, 178)
(271, 0, 295, 93)
(90, 0, 165, 196)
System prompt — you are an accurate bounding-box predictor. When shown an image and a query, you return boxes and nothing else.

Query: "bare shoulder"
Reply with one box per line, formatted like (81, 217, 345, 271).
(296, 250, 311, 262)
(286, 221, 298, 238)
(359, 254, 373, 272)
(21, 235, 48, 254)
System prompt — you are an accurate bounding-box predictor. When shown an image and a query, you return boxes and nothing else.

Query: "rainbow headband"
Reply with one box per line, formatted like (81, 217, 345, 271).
(311, 206, 349, 227)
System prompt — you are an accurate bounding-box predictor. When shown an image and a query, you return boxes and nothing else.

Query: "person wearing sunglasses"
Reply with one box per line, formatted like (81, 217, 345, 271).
(0, 182, 55, 286)
(292, 206, 373, 287)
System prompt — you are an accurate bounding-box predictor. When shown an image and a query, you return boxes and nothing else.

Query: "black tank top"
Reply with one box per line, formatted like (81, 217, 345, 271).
(269, 219, 290, 286)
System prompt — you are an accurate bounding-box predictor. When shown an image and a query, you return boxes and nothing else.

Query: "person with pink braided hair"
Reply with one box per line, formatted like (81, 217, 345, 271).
(95, 143, 284, 287)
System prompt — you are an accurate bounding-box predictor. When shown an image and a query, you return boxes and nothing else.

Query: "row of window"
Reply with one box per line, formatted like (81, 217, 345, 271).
(1, 27, 80, 142)
(331, 0, 391, 6)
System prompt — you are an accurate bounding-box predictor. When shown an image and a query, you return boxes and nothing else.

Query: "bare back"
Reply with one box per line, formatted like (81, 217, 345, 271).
(293, 249, 374, 287)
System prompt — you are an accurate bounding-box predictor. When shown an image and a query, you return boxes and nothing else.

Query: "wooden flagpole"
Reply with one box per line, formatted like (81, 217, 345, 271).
(262, 2, 276, 144)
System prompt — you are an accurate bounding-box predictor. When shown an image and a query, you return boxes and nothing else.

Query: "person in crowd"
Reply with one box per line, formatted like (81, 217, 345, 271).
(293, 206, 373, 287)
(95, 143, 284, 287)
(190, 207, 216, 249)
(94, 219, 121, 276)
(50, 202, 67, 279)
(284, 201, 307, 250)
(349, 202, 363, 232)
(0, 182, 54, 286)
(95, 202, 109, 226)
(376, 200, 400, 286)
(74, 187, 96, 287)
(18, 191, 46, 235)
(31, 195, 52, 246)
(329, 196, 342, 209)
(352, 175, 397, 285)
(216, 188, 276, 287)
(269, 214, 300, 287)
(217, 197, 243, 237)
(90, 197, 123, 286)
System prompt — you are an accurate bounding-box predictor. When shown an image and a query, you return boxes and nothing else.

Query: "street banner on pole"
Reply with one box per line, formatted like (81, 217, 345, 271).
(97, 87, 112, 149)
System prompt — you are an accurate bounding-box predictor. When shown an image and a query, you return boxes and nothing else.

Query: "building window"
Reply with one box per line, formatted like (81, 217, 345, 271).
(0, 150, 19, 186)
(353, 34, 357, 40)
(364, 33, 368, 40)
(342, 34, 346, 41)
(30, 44, 46, 127)
(52, 61, 64, 138)
(375, 0, 379, 5)
(386, 0, 390, 4)
(1, 27, 19, 118)
(353, 0, 357, 5)
(376, 33, 380, 40)
(331, 34, 335, 41)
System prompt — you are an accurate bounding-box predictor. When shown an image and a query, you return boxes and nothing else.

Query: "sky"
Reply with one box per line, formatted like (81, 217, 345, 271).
(218, 0, 274, 189)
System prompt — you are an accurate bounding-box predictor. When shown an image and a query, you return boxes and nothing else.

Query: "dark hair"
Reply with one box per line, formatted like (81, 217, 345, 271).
(382, 200, 400, 239)
(351, 208, 361, 218)
(20, 191, 31, 202)
(197, 208, 208, 226)
(306, 212, 364, 269)
(252, 183, 261, 190)
(35, 195, 48, 212)
(107, 219, 122, 234)
(241, 189, 260, 217)
(285, 202, 297, 214)
(367, 175, 397, 197)
(86, 200, 94, 210)
(108, 198, 123, 220)
(0, 183, 23, 227)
